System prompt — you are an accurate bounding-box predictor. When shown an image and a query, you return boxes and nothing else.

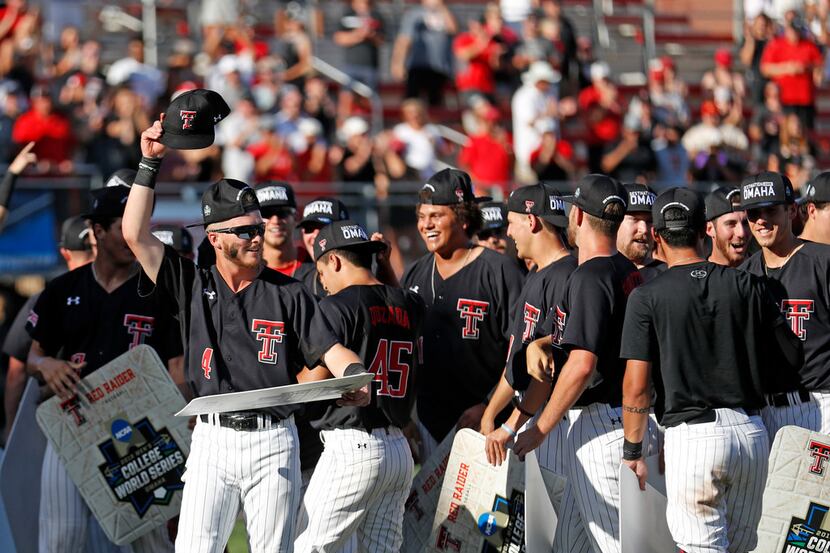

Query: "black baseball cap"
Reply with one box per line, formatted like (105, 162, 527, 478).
(653, 187, 705, 231)
(562, 174, 627, 221)
(102, 168, 137, 190)
(59, 216, 92, 251)
(152, 224, 195, 255)
(802, 172, 830, 204)
(418, 168, 491, 205)
(705, 186, 741, 221)
(298, 197, 350, 229)
(188, 178, 260, 227)
(507, 183, 569, 228)
(623, 183, 656, 214)
(83, 184, 131, 219)
(740, 171, 795, 210)
(479, 201, 507, 231)
(160, 89, 231, 150)
(313, 219, 386, 262)
(256, 181, 297, 211)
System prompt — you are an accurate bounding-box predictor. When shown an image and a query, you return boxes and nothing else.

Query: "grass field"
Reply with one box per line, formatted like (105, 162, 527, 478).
(227, 520, 248, 553)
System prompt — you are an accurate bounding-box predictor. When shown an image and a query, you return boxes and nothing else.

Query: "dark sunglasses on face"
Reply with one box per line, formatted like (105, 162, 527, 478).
(208, 223, 266, 240)
(261, 207, 296, 220)
(478, 228, 506, 240)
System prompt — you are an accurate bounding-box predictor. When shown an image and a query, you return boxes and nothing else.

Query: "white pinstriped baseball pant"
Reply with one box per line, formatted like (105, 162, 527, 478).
(664, 408, 768, 553)
(175, 415, 300, 553)
(294, 427, 414, 553)
(761, 391, 830, 442)
(39, 442, 173, 553)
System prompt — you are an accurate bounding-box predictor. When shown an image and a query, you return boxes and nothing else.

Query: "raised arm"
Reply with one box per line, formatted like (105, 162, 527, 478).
(122, 119, 167, 282)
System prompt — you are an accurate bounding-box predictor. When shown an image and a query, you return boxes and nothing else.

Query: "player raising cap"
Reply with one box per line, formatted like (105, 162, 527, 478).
(295, 220, 425, 552)
(705, 185, 750, 267)
(739, 171, 830, 439)
(402, 168, 523, 460)
(122, 116, 371, 553)
(800, 172, 830, 245)
(621, 187, 801, 553)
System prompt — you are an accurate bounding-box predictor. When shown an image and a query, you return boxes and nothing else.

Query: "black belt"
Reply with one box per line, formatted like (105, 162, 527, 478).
(766, 389, 812, 408)
(685, 408, 761, 425)
(200, 412, 282, 431)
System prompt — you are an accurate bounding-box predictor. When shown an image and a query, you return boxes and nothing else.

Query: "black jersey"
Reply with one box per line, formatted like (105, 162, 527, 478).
(402, 247, 523, 441)
(3, 293, 37, 362)
(741, 241, 830, 391)
(621, 262, 797, 427)
(550, 252, 642, 407)
(294, 261, 327, 299)
(142, 245, 338, 419)
(26, 265, 180, 377)
(310, 284, 425, 431)
(639, 258, 667, 283)
(505, 255, 577, 392)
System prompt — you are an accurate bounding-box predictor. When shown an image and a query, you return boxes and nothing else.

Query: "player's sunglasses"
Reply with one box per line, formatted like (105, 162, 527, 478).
(208, 223, 266, 240)
(261, 207, 296, 220)
(478, 228, 505, 240)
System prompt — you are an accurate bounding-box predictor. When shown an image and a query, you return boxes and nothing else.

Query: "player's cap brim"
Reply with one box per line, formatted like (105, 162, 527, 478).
(160, 131, 215, 150)
(315, 239, 387, 262)
(474, 195, 493, 203)
(541, 213, 569, 228)
(740, 199, 790, 210)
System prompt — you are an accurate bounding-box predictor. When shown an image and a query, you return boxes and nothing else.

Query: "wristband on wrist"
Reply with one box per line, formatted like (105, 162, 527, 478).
(134, 156, 162, 189)
(500, 423, 517, 438)
(0, 170, 18, 208)
(622, 438, 643, 461)
(511, 396, 535, 418)
(344, 362, 368, 376)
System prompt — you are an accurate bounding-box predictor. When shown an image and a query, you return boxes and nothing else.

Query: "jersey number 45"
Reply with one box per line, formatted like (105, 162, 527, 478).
(368, 339, 412, 398)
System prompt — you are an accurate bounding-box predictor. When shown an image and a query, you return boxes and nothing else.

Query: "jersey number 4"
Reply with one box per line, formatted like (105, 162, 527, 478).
(201, 348, 213, 380)
(368, 339, 412, 398)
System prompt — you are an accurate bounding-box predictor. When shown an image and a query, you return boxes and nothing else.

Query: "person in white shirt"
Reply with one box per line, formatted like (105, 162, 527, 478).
(392, 98, 445, 178)
(511, 61, 561, 183)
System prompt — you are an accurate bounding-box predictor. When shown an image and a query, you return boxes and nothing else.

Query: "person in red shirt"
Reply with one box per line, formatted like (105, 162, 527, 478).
(458, 104, 512, 197)
(453, 18, 500, 102)
(578, 61, 622, 173)
(761, 12, 823, 130)
(12, 85, 75, 171)
(248, 123, 296, 183)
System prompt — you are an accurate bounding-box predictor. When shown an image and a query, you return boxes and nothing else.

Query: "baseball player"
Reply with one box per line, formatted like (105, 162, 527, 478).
(122, 117, 369, 553)
(617, 183, 665, 282)
(513, 174, 649, 553)
(621, 187, 802, 553)
(3, 216, 94, 439)
(295, 196, 351, 297)
(476, 201, 509, 254)
(705, 186, 750, 267)
(739, 171, 830, 438)
(402, 168, 523, 460)
(800, 172, 830, 245)
(25, 185, 181, 553)
(479, 184, 591, 550)
(295, 220, 424, 553)
(255, 181, 308, 276)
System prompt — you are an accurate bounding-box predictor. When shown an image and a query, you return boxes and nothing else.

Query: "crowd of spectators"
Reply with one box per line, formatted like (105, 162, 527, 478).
(0, 0, 824, 201)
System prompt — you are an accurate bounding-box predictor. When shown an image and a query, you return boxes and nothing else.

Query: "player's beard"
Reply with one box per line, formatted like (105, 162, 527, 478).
(621, 237, 650, 265)
(714, 233, 746, 265)
(221, 241, 262, 269)
(566, 220, 577, 249)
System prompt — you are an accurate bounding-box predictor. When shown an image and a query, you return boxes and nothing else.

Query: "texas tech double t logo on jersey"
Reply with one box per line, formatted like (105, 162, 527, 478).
(781, 299, 815, 341)
(123, 314, 155, 349)
(457, 299, 489, 339)
(251, 319, 285, 364)
(522, 303, 541, 342)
